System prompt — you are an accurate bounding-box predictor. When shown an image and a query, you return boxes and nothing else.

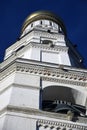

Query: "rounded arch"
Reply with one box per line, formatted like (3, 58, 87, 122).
(42, 85, 86, 115)
(42, 85, 86, 106)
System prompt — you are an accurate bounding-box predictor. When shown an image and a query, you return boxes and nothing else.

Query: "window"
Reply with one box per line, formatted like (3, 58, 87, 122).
(40, 21, 42, 25)
(49, 21, 52, 26)
(59, 27, 62, 33)
(42, 40, 52, 44)
(31, 23, 33, 27)
(47, 29, 51, 33)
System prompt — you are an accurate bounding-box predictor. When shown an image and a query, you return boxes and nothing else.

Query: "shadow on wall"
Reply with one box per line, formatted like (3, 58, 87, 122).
(42, 86, 86, 116)
(42, 85, 86, 106)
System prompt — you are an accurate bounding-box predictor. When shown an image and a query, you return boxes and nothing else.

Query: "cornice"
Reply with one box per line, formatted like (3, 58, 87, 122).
(0, 62, 16, 81)
(2, 41, 67, 70)
(0, 105, 87, 129)
(5, 31, 34, 53)
(37, 119, 87, 130)
(42, 77, 86, 86)
(30, 42, 68, 52)
(33, 30, 65, 40)
(15, 64, 87, 87)
(0, 58, 87, 88)
(20, 30, 65, 47)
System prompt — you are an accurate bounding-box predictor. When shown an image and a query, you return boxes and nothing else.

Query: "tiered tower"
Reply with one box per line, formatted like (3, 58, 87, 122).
(0, 11, 87, 130)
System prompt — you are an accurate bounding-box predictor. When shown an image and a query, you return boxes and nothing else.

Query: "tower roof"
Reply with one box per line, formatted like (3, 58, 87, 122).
(21, 11, 67, 36)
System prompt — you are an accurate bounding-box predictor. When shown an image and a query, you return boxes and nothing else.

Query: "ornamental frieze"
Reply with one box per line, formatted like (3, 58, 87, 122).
(42, 77, 85, 86)
(30, 42, 68, 52)
(33, 30, 64, 40)
(0, 59, 87, 87)
(37, 119, 87, 130)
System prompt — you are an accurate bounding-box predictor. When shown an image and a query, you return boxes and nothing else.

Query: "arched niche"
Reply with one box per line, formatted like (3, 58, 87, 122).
(42, 85, 86, 106)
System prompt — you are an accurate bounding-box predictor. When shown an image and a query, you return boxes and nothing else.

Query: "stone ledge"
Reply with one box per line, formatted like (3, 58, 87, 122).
(0, 58, 87, 87)
(0, 105, 87, 129)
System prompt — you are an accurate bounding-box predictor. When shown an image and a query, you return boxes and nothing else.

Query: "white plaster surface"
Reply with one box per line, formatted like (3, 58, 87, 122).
(9, 85, 40, 109)
(3, 115, 36, 130)
(14, 72, 40, 87)
(0, 13, 87, 130)
(0, 116, 5, 130)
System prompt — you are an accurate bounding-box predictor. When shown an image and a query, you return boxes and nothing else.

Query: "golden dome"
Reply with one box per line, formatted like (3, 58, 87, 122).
(21, 11, 66, 35)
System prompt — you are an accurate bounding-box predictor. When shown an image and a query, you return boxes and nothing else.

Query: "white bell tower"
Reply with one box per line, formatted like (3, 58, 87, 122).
(0, 11, 87, 130)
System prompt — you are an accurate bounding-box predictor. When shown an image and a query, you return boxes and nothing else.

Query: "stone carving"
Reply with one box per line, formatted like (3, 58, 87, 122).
(0, 59, 87, 87)
(37, 119, 87, 130)
(30, 42, 68, 52)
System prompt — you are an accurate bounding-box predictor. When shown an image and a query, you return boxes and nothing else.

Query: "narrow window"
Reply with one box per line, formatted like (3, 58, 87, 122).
(31, 23, 33, 27)
(50, 21, 52, 26)
(40, 21, 42, 25)
(59, 27, 62, 33)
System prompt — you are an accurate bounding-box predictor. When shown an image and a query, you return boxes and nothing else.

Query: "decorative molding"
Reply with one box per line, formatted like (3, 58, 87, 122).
(0, 59, 87, 87)
(16, 66, 87, 85)
(33, 30, 64, 40)
(37, 119, 87, 130)
(0, 105, 87, 127)
(42, 77, 86, 86)
(30, 42, 68, 52)
(0, 63, 16, 81)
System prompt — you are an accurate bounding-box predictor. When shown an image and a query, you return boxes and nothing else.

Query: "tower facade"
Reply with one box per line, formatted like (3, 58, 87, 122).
(0, 11, 87, 130)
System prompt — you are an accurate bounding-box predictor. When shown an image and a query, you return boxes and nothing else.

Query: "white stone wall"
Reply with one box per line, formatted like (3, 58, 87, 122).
(3, 115, 36, 130)
(0, 116, 5, 130)
(21, 20, 59, 37)
(1, 110, 87, 130)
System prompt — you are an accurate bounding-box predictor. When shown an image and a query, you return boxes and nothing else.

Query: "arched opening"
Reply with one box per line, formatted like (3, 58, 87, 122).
(42, 86, 75, 103)
(42, 86, 86, 116)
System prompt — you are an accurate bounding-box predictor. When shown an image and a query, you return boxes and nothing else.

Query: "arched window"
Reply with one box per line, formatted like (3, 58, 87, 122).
(59, 27, 62, 33)
(31, 23, 33, 27)
(49, 21, 52, 26)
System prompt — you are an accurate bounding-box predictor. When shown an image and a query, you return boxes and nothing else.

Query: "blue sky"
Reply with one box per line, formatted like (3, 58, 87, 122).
(0, 0, 87, 66)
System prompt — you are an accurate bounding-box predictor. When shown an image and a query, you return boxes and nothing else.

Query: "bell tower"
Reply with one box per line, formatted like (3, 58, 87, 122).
(0, 11, 87, 130)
